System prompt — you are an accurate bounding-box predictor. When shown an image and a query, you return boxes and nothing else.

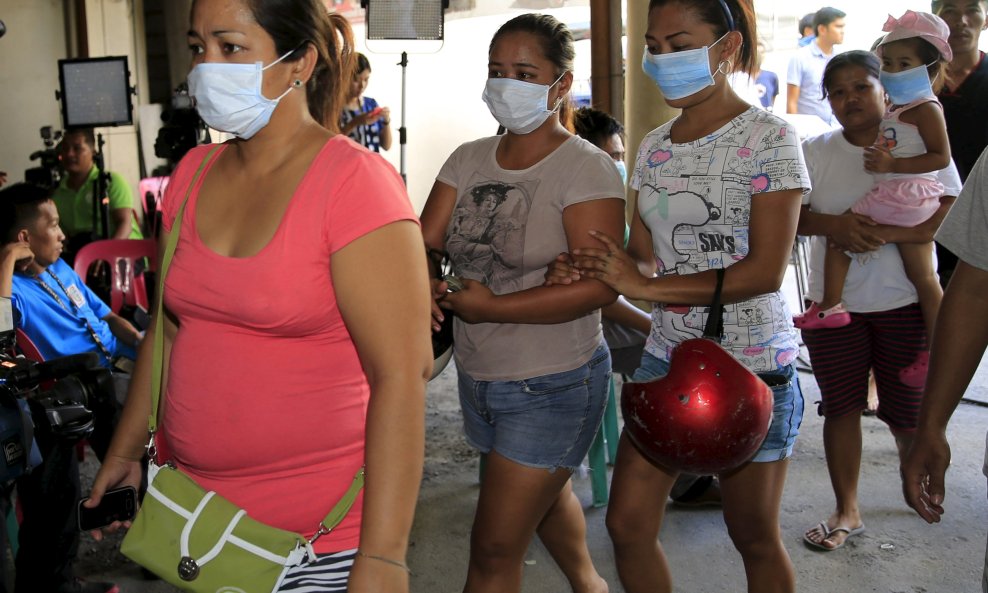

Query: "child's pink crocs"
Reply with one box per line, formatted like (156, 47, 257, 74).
(899, 351, 930, 388)
(793, 303, 852, 329)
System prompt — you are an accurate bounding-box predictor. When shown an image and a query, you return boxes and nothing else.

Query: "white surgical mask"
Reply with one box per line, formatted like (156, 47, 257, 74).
(187, 49, 296, 139)
(482, 73, 565, 135)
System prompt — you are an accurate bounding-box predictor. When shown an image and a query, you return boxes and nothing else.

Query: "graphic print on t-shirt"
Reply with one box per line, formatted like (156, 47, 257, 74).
(633, 108, 808, 372)
(640, 171, 759, 276)
(447, 177, 536, 294)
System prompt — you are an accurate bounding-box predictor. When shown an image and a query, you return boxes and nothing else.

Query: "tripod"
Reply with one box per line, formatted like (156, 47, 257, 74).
(90, 133, 112, 241)
(361, 0, 450, 185)
(397, 51, 408, 185)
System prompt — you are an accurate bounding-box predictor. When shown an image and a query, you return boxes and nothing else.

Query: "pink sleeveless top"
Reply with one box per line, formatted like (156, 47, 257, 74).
(159, 138, 416, 552)
(851, 98, 944, 227)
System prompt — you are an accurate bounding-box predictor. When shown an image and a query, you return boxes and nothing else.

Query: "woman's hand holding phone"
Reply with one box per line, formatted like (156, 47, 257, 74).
(83, 455, 144, 540)
(364, 106, 390, 125)
(78, 485, 138, 532)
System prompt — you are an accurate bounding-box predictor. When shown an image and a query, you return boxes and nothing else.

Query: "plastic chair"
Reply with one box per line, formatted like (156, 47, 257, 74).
(790, 237, 814, 374)
(73, 239, 157, 314)
(14, 329, 44, 364)
(586, 374, 621, 507)
(138, 177, 169, 238)
(791, 236, 811, 311)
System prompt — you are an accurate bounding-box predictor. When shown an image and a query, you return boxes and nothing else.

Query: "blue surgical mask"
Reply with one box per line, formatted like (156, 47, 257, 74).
(879, 64, 935, 105)
(187, 49, 296, 139)
(614, 160, 627, 185)
(641, 33, 729, 100)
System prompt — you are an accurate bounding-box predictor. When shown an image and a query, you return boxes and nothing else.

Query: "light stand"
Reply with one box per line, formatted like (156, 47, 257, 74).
(55, 56, 135, 243)
(398, 51, 408, 185)
(91, 133, 112, 241)
(360, 0, 448, 187)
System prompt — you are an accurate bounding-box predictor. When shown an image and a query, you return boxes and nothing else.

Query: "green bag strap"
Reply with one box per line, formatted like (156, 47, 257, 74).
(146, 144, 365, 537)
(313, 467, 365, 540)
(149, 145, 224, 434)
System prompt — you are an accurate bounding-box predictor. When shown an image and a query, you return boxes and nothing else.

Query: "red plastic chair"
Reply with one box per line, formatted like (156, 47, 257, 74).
(73, 239, 157, 313)
(138, 177, 169, 212)
(14, 328, 44, 364)
(138, 176, 169, 238)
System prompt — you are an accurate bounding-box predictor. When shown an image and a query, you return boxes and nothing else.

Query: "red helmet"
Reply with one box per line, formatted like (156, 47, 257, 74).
(621, 337, 773, 475)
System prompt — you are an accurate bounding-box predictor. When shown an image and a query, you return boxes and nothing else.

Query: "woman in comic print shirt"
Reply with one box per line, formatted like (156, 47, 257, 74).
(550, 1, 810, 592)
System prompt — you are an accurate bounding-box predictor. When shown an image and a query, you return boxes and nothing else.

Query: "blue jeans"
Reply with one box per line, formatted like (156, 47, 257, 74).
(457, 343, 611, 471)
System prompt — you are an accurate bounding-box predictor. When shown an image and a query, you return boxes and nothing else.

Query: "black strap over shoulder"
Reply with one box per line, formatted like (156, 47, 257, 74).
(701, 268, 726, 341)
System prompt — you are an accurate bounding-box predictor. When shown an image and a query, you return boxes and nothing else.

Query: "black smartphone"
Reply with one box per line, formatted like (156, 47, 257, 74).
(77, 486, 137, 531)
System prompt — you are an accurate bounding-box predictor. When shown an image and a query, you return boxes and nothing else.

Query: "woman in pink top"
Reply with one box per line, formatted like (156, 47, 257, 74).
(85, 1, 433, 591)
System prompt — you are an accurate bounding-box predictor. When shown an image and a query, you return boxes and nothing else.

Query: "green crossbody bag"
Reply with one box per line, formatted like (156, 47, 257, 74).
(120, 146, 364, 592)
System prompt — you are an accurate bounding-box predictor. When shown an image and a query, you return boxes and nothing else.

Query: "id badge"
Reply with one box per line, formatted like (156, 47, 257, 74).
(65, 284, 86, 308)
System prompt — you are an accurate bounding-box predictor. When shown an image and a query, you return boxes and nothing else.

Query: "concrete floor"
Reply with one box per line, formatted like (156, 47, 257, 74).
(68, 267, 988, 592)
(409, 361, 988, 593)
(73, 348, 988, 593)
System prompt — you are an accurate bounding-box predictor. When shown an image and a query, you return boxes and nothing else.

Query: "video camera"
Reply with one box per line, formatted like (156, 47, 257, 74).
(24, 126, 64, 189)
(154, 84, 209, 172)
(0, 298, 115, 482)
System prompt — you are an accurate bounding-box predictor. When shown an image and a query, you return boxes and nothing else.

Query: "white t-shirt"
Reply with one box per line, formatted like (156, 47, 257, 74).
(437, 134, 625, 381)
(631, 106, 810, 373)
(801, 129, 962, 312)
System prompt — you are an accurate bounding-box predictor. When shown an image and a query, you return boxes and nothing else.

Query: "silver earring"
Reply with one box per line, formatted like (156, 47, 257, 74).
(292, 79, 303, 88)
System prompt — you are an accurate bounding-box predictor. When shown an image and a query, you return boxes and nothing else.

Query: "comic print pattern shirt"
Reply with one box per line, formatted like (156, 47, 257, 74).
(631, 106, 811, 373)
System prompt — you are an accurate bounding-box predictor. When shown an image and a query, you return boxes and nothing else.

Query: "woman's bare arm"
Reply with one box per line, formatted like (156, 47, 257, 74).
(86, 224, 178, 535)
(577, 189, 804, 305)
(442, 196, 625, 324)
(797, 205, 885, 253)
(626, 189, 659, 277)
(332, 220, 432, 593)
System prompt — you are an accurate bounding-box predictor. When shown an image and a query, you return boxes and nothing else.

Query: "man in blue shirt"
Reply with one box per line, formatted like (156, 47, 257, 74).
(787, 7, 846, 126)
(0, 183, 141, 593)
(798, 12, 816, 46)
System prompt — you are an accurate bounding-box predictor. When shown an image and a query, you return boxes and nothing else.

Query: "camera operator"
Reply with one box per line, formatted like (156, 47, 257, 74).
(0, 182, 141, 593)
(53, 128, 143, 264)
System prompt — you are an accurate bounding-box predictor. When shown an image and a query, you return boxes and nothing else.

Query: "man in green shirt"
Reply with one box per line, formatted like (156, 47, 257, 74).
(51, 128, 142, 261)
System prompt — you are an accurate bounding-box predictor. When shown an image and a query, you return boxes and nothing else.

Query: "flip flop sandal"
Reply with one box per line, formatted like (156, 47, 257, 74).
(803, 521, 866, 551)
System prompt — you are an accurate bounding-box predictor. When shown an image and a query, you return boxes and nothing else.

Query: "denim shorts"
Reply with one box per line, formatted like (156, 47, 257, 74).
(457, 343, 611, 472)
(632, 351, 803, 463)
